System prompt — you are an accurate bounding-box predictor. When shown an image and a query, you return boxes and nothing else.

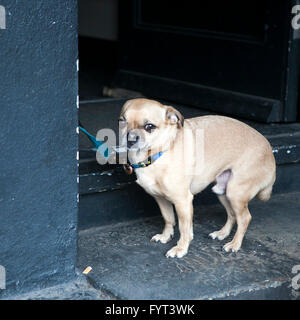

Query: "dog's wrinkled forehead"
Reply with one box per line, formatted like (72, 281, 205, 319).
(121, 99, 165, 127)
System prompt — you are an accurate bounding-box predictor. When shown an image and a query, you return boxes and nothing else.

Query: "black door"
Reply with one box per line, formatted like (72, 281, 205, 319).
(115, 0, 299, 122)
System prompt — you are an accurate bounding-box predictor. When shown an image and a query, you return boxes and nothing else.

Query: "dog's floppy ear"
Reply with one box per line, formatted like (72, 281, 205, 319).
(166, 106, 184, 128)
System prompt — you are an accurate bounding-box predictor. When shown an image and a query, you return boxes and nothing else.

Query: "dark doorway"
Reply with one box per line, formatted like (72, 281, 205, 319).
(114, 0, 300, 123)
(79, 1, 300, 123)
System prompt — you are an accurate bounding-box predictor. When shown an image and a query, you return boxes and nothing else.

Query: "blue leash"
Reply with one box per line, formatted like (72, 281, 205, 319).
(79, 125, 164, 170)
(79, 126, 110, 159)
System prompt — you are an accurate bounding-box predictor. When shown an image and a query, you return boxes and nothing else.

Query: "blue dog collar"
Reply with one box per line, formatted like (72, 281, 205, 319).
(131, 151, 164, 169)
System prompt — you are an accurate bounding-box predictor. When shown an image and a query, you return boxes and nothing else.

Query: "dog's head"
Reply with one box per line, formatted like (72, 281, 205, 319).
(119, 99, 184, 155)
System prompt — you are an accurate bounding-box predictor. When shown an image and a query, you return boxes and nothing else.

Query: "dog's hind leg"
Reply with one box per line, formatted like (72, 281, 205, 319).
(222, 201, 251, 253)
(209, 194, 236, 241)
(222, 182, 253, 252)
(151, 196, 175, 244)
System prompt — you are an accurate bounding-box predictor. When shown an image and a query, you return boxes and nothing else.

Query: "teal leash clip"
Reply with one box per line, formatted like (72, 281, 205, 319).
(79, 125, 110, 159)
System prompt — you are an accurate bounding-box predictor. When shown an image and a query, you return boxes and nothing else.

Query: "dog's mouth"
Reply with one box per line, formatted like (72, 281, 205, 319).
(113, 143, 150, 154)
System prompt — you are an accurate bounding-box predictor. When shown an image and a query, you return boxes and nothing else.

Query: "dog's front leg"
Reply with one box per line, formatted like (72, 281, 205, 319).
(151, 196, 175, 244)
(166, 193, 194, 258)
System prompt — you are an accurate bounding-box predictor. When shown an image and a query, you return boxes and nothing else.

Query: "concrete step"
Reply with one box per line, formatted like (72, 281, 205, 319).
(77, 192, 300, 300)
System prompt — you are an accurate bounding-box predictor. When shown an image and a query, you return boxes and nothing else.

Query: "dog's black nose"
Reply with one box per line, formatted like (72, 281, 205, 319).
(127, 132, 140, 148)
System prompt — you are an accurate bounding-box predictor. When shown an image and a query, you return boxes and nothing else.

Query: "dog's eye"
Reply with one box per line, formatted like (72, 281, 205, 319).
(144, 123, 156, 133)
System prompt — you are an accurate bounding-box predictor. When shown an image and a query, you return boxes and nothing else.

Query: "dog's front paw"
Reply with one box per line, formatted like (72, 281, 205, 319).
(222, 240, 241, 253)
(165, 245, 188, 258)
(151, 233, 172, 244)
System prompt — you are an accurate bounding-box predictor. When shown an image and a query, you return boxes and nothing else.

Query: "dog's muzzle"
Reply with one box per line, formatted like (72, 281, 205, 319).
(127, 131, 140, 149)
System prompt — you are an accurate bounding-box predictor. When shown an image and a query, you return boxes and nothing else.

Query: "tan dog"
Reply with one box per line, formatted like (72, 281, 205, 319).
(119, 98, 276, 258)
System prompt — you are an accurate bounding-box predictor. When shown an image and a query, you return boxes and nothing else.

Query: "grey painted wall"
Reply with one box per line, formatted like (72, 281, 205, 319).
(0, 0, 78, 295)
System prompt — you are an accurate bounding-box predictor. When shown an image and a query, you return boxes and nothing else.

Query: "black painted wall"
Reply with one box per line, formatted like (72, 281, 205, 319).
(0, 1, 78, 295)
